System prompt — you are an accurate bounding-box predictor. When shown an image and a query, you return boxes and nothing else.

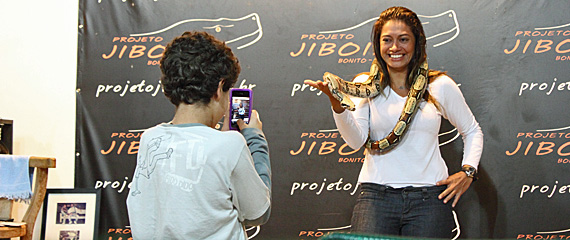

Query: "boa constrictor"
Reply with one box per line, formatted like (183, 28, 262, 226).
(323, 59, 429, 152)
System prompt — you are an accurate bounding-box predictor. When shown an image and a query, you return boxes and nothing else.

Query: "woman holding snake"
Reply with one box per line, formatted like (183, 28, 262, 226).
(305, 6, 483, 238)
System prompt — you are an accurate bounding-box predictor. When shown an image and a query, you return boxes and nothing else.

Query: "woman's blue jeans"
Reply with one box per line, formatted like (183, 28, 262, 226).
(351, 183, 455, 238)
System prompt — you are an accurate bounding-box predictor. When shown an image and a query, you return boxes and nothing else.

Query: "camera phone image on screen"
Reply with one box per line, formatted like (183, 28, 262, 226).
(230, 90, 251, 130)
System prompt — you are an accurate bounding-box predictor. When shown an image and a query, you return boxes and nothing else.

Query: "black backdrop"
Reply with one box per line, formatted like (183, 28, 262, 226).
(76, 0, 570, 239)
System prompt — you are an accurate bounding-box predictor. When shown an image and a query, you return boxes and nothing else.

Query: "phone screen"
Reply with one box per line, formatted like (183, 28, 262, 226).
(229, 89, 252, 130)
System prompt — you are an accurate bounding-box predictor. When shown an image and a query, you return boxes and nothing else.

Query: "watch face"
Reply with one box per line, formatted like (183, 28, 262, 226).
(463, 167, 476, 177)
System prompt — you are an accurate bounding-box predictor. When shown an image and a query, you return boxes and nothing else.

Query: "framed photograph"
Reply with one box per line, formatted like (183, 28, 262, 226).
(41, 188, 101, 240)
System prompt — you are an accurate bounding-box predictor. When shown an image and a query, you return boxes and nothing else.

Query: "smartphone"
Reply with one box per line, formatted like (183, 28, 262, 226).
(229, 88, 252, 130)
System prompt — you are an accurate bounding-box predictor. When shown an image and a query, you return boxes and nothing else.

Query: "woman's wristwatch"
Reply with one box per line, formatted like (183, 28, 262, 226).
(461, 165, 478, 181)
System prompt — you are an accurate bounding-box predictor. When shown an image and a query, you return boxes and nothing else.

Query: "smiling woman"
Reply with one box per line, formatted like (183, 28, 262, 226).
(379, 20, 416, 81)
(304, 6, 484, 238)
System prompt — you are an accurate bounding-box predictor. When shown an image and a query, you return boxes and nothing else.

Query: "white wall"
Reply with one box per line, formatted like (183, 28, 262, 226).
(0, 0, 79, 238)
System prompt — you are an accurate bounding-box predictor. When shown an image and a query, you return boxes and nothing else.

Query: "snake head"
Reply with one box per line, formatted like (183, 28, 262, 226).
(323, 72, 357, 111)
(341, 101, 356, 111)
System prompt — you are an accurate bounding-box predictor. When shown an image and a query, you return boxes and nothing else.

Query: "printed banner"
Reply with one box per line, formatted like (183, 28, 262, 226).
(76, 0, 570, 239)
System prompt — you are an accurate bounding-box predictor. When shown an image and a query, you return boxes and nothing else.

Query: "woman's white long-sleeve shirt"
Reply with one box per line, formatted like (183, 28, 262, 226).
(333, 75, 483, 188)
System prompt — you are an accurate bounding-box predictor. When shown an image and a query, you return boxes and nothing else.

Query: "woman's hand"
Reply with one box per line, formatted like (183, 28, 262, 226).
(304, 79, 332, 96)
(436, 169, 474, 207)
(304, 80, 345, 113)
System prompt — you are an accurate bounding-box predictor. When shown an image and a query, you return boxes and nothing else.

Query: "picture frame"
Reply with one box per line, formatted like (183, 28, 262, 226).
(41, 188, 101, 240)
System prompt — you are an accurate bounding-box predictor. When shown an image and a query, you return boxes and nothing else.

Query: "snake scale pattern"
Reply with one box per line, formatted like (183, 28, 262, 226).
(323, 59, 429, 152)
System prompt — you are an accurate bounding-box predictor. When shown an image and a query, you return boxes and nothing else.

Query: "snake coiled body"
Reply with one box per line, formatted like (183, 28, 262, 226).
(323, 59, 429, 152)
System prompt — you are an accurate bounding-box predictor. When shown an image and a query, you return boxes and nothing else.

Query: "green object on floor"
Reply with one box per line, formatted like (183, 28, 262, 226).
(320, 232, 435, 240)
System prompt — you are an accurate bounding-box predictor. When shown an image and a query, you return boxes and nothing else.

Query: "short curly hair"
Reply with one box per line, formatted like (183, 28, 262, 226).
(160, 31, 240, 106)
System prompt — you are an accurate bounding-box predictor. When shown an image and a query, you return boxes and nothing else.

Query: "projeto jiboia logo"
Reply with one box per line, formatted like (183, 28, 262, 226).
(505, 128, 570, 164)
(504, 23, 570, 61)
(100, 13, 263, 65)
(289, 10, 461, 64)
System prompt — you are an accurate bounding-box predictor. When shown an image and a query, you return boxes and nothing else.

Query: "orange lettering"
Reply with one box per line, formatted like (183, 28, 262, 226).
(318, 141, 336, 155)
(127, 141, 139, 154)
(534, 40, 552, 53)
(555, 39, 570, 53)
(319, 43, 336, 56)
(129, 45, 146, 58)
(147, 44, 165, 58)
(536, 142, 555, 155)
(557, 141, 570, 156)
(338, 42, 360, 56)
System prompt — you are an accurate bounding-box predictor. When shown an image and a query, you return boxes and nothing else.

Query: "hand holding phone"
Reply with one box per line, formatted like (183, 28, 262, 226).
(229, 88, 252, 130)
(237, 110, 262, 131)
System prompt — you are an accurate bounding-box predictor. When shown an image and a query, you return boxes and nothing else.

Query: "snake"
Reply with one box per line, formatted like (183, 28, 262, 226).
(323, 58, 429, 152)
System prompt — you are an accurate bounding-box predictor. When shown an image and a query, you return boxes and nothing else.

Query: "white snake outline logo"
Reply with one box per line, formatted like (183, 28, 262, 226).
(129, 13, 263, 50)
(534, 22, 570, 30)
(319, 10, 460, 48)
